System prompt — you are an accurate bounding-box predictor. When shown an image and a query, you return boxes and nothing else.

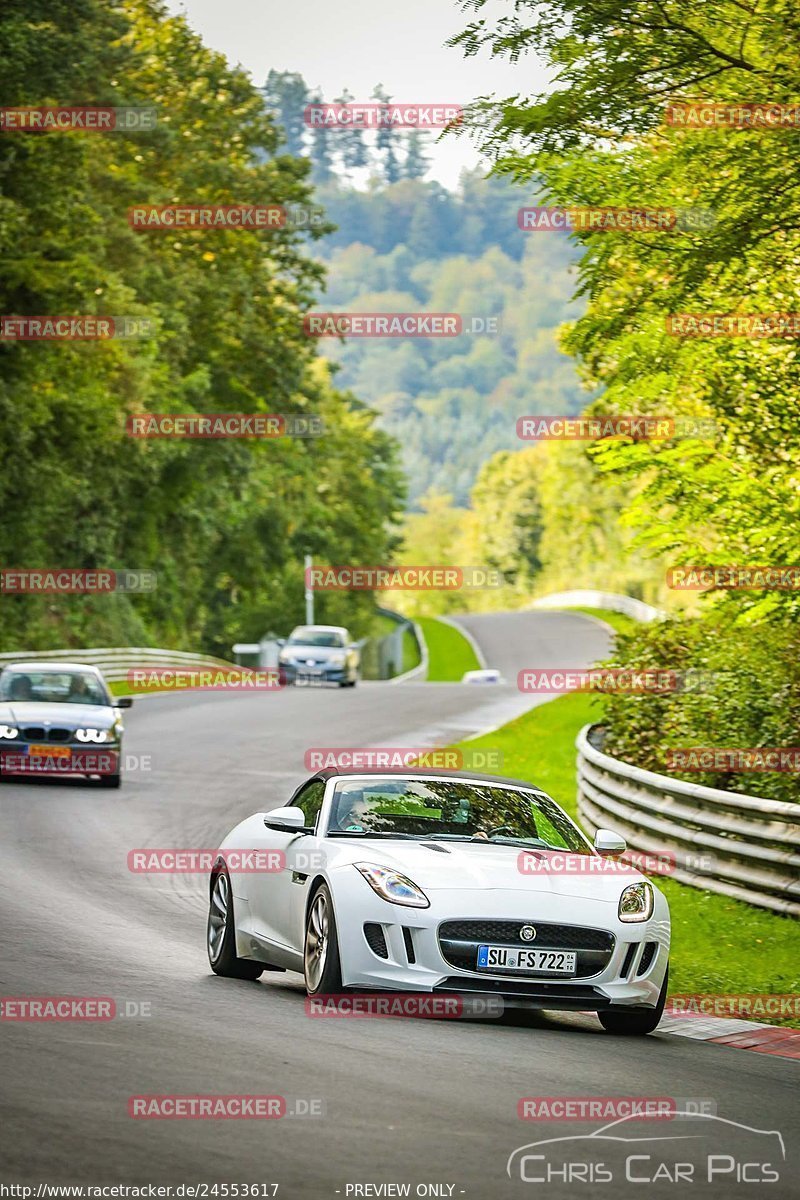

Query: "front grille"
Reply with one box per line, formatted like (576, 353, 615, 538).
(20, 727, 74, 742)
(363, 923, 388, 959)
(438, 920, 615, 979)
(439, 920, 614, 951)
(637, 942, 658, 976)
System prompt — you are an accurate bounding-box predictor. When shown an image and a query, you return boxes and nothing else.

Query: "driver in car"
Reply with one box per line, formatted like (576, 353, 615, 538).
(67, 674, 92, 702)
(8, 675, 33, 702)
(335, 791, 372, 832)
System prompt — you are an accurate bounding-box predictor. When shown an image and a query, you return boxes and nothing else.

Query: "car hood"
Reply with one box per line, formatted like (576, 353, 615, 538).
(331, 839, 642, 902)
(0, 702, 117, 730)
(282, 645, 345, 661)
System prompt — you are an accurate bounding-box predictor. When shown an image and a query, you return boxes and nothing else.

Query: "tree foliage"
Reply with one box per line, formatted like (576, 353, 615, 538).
(0, 0, 403, 654)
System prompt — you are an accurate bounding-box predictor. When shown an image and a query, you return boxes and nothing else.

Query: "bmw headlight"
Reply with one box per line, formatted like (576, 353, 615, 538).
(0, 725, 19, 740)
(354, 863, 430, 908)
(619, 882, 654, 923)
(76, 728, 110, 744)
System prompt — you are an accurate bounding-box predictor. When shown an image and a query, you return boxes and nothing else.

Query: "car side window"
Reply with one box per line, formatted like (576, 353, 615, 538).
(293, 780, 326, 830)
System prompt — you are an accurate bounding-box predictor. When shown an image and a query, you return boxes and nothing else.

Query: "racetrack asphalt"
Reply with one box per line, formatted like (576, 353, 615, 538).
(1, 611, 797, 1197)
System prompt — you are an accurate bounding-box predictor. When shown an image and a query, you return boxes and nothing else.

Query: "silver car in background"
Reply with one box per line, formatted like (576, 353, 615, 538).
(0, 663, 132, 788)
(277, 625, 360, 687)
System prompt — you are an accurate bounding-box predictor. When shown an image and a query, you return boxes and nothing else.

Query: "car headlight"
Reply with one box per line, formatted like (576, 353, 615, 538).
(76, 728, 110, 744)
(354, 863, 430, 908)
(330, 652, 346, 666)
(619, 882, 654, 923)
(0, 725, 19, 740)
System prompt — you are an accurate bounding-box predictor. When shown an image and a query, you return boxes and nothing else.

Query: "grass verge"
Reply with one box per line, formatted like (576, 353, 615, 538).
(450, 689, 800, 1017)
(416, 616, 481, 681)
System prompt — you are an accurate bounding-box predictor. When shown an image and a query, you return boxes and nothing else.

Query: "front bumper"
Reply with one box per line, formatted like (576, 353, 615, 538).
(0, 744, 120, 778)
(335, 886, 670, 1012)
(279, 663, 351, 685)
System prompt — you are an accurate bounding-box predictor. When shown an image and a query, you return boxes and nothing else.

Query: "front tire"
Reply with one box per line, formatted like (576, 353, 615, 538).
(598, 965, 669, 1035)
(207, 868, 264, 980)
(303, 883, 342, 995)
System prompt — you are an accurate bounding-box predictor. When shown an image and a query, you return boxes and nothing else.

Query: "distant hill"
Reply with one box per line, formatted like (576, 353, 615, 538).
(313, 172, 586, 505)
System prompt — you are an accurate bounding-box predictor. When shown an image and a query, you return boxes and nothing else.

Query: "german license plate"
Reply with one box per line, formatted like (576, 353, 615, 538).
(28, 744, 72, 759)
(476, 945, 577, 974)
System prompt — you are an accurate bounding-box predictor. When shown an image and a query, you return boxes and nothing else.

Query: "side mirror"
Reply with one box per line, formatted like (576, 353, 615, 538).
(264, 805, 307, 832)
(594, 828, 627, 856)
(276, 638, 286, 647)
(115, 697, 134, 709)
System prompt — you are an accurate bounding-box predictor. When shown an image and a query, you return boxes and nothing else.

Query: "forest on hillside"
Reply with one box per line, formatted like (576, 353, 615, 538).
(263, 72, 587, 505)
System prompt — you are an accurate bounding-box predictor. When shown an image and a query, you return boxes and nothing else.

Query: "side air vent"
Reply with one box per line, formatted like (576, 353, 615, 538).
(620, 944, 638, 979)
(363, 922, 388, 959)
(402, 927, 416, 964)
(637, 942, 658, 976)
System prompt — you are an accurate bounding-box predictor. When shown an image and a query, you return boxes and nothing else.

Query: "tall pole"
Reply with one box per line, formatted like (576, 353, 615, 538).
(304, 553, 314, 625)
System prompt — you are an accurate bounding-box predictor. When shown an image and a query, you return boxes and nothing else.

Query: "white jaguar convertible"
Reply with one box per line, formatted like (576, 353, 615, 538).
(207, 768, 670, 1035)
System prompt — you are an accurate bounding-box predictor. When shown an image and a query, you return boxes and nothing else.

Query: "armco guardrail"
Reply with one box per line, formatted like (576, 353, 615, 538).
(532, 590, 665, 623)
(362, 607, 424, 682)
(577, 724, 800, 918)
(0, 647, 239, 689)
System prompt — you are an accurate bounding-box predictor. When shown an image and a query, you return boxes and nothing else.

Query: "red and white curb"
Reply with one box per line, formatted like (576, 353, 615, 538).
(659, 1013, 800, 1059)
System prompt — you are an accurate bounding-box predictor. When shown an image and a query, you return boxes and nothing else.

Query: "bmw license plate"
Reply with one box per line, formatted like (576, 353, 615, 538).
(476, 944, 577, 974)
(28, 744, 71, 759)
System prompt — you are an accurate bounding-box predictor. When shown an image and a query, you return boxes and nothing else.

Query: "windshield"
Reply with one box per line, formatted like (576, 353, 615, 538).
(327, 777, 591, 852)
(288, 628, 346, 648)
(0, 669, 110, 706)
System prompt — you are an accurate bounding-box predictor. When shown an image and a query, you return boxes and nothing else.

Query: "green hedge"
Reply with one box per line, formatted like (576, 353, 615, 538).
(599, 614, 800, 803)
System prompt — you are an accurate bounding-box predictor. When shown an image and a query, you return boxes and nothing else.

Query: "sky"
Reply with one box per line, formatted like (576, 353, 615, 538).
(163, 0, 550, 187)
